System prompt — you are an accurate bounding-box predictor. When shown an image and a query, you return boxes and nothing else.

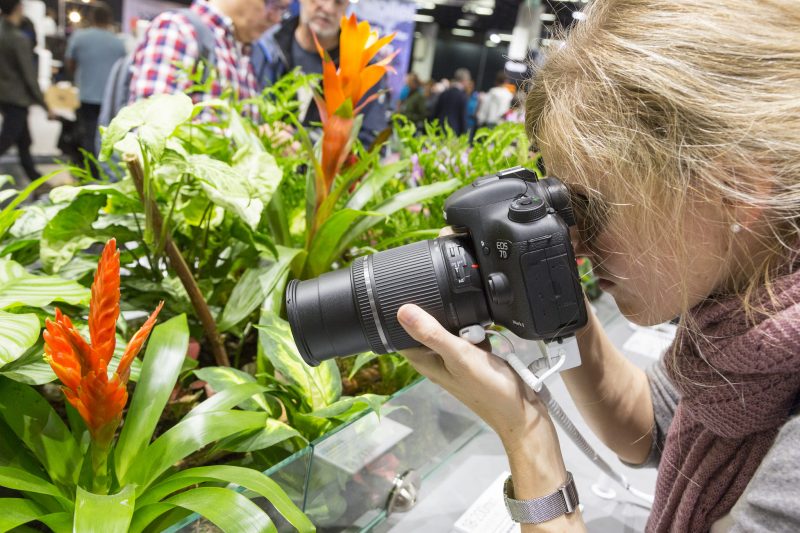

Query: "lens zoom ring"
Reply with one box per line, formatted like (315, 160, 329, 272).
(352, 258, 387, 353)
(372, 242, 445, 350)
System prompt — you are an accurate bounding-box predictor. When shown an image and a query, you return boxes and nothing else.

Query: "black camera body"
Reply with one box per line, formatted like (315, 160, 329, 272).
(286, 167, 588, 366)
(443, 166, 587, 342)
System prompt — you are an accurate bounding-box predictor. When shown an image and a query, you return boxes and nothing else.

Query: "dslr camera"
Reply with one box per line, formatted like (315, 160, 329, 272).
(286, 166, 588, 366)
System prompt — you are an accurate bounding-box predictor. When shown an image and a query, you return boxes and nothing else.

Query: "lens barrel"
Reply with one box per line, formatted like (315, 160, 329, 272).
(286, 236, 490, 366)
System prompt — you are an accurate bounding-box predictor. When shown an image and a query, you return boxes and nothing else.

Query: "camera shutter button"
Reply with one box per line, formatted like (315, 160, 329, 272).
(488, 273, 513, 305)
(508, 195, 547, 223)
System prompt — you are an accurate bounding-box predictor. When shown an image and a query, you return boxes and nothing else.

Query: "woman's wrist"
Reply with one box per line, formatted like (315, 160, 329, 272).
(502, 418, 568, 499)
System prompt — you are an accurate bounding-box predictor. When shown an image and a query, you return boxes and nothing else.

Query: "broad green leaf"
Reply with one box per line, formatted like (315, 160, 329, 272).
(232, 145, 283, 205)
(155, 487, 278, 533)
(38, 512, 72, 533)
(140, 465, 314, 532)
(114, 315, 189, 484)
(74, 485, 136, 533)
(0, 311, 39, 365)
(126, 410, 268, 490)
(48, 182, 140, 210)
(39, 194, 106, 273)
(0, 377, 81, 489)
(0, 497, 48, 531)
(306, 208, 382, 277)
(212, 418, 302, 453)
(0, 259, 90, 309)
(0, 466, 72, 508)
(0, 417, 47, 476)
(191, 368, 271, 412)
(256, 313, 341, 410)
(345, 160, 409, 211)
(218, 247, 301, 331)
(0, 356, 55, 385)
(100, 93, 194, 160)
(337, 179, 460, 259)
(185, 154, 265, 229)
(0, 172, 57, 242)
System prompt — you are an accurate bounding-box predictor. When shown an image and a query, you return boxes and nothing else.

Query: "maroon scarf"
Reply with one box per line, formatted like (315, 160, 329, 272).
(647, 262, 800, 532)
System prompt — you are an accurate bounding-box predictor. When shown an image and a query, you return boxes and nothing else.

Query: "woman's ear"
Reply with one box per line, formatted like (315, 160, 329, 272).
(718, 167, 773, 232)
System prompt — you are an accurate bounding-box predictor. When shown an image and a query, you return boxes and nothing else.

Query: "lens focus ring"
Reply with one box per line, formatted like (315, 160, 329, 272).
(352, 257, 388, 354)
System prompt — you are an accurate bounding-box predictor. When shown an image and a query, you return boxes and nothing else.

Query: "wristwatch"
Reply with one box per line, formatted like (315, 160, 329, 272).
(503, 472, 580, 524)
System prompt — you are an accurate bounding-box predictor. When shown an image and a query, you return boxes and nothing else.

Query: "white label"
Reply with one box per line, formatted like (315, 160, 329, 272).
(314, 415, 413, 475)
(453, 471, 520, 533)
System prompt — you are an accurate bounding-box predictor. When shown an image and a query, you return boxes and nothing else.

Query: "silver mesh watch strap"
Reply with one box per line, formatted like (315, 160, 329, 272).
(503, 472, 579, 524)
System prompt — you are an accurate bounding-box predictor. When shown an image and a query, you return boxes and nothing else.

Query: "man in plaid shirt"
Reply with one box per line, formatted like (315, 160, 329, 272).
(129, 0, 286, 113)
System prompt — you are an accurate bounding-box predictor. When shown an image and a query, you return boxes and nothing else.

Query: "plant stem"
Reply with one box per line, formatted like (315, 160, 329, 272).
(90, 440, 111, 494)
(126, 155, 230, 367)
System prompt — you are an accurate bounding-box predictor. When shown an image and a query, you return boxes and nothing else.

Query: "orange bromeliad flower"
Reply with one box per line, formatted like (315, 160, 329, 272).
(313, 14, 398, 207)
(44, 239, 163, 446)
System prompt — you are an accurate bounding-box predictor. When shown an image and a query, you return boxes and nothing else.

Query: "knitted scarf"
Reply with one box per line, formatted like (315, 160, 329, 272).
(647, 262, 800, 532)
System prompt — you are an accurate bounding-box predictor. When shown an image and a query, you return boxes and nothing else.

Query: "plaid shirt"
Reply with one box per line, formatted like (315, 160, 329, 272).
(129, 1, 258, 115)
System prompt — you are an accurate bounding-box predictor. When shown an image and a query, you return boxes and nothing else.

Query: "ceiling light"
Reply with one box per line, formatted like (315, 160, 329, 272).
(540, 13, 556, 22)
(505, 60, 527, 73)
(474, 7, 493, 15)
(497, 33, 513, 42)
(452, 28, 475, 37)
(485, 40, 498, 48)
(572, 11, 587, 20)
(68, 11, 82, 23)
(414, 14, 435, 23)
(489, 33, 501, 44)
(418, 1, 436, 9)
(456, 18, 474, 26)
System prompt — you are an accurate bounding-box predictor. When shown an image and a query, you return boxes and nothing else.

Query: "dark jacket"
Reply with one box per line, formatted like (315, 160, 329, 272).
(252, 17, 388, 147)
(0, 19, 45, 108)
(400, 88, 427, 126)
(433, 86, 467, 136)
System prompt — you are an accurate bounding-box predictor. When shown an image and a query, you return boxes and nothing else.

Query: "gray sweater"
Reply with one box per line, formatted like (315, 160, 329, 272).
(642, 359, 800, 532)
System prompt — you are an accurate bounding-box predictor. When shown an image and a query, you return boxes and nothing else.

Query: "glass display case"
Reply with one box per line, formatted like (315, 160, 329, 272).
(167, 378, 485, 532)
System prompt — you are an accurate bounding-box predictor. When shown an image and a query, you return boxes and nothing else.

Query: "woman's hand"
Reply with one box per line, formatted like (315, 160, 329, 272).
(397, 304, 557, 456)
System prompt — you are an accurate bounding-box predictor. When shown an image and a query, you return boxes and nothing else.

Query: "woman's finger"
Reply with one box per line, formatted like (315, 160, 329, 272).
(397, 304, 475, 376)
(401, 346, 446, 379)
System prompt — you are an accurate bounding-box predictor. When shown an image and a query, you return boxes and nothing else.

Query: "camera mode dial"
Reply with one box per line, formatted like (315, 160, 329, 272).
(508, 195, 547, 223)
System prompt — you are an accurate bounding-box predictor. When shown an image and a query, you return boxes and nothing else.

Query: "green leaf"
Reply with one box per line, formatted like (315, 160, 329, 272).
(0, 377, 81, 489)
(74, 485, 136, 533)
(0, 498, 48, 531)
(0, 172, 57, 242)
(191, 368, 271, 412)
(39, 194, 106, 273)
(100, 93, 194, 160)
(185, 154, 265, 229)
(256, 313, 341, 410)
(0, 311, 39, 366)
(0, 340, 55, 385)
(114, 315, 189, 484)
(348, 352, 380, 379)
(212, 418, 302, 453)
(218, 247, 301, 331)
(345, 160, 409, 211)
(140, 465, 314, 533)
(0, 259, 91, 309)
(338, 179, 460, 258)
(306, 208, 382, 277)
(153, 487, 278, 533)
(232, 145, 283, 206)
(126, 410, 268, 490)
(304, 394, 387, 421)
(0, 466, 72, 509)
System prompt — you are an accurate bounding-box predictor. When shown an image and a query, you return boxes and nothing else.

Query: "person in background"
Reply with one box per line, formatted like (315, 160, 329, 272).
(398, 72, 426, 127)
(477, 71, 513, 128)
(255, 0, 389, 147)
(129, 0, 274, 112)
(66, 2, 126, 157)
(432, 68, 470, 136)
(0, 0, 51, 184)
(464, 78, 479, 140)
(397, 0, 800, 531)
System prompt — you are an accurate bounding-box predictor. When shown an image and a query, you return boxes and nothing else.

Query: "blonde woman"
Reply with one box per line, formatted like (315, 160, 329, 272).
(398, 0, 800, 531)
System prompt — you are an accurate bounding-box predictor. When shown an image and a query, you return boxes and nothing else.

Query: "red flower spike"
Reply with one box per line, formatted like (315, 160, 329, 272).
(43, 239, 161, 445)
(89, 239, 120, 366)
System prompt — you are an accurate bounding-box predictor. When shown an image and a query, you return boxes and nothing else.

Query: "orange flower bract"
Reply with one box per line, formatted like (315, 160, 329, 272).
(313, 15, 397, 203)
(43, 239, 163, 446)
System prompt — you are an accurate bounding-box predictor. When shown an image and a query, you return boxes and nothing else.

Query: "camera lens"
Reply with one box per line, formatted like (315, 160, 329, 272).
(286, 236, 491, 366)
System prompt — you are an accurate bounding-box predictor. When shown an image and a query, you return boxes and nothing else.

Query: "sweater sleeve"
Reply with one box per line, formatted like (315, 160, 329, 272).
(729, 414, 800, 532)
(622, 357, 681, 468)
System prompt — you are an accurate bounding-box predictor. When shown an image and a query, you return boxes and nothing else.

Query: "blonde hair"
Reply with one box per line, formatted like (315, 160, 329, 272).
(526, 0, 800, 316)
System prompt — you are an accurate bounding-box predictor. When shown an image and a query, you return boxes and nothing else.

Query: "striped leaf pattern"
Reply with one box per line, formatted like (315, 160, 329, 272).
(0, 311, 39, 365)
(0, 260, 90, 310)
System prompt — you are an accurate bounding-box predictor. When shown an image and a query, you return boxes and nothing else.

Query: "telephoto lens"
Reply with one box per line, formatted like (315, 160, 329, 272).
(286, 236, 491, 366)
